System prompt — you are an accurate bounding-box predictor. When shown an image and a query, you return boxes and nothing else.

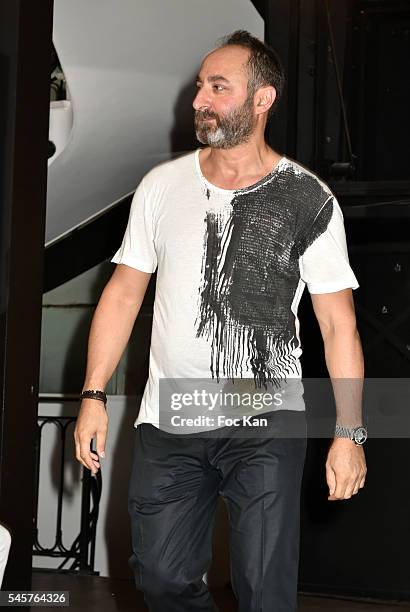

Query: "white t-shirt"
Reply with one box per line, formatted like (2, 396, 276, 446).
(111, 148, 359, 432)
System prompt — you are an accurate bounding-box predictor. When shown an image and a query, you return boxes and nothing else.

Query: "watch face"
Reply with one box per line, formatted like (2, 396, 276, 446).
(353, 426, 367, 445)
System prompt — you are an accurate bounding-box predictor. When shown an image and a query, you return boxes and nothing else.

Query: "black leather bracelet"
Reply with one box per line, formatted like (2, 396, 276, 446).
(80, 389, 107, 405)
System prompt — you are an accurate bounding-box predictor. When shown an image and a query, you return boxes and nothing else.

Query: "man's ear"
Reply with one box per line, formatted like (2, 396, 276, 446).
(255, 86, 276, 116)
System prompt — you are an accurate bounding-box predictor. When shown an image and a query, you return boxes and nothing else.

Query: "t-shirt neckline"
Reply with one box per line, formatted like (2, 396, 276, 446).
(194, 147, 287, 195)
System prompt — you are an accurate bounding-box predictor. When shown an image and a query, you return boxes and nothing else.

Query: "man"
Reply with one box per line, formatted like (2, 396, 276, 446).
(74, 30, 367, 612)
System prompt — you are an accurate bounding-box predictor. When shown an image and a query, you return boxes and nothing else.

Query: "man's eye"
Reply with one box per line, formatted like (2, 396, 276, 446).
(213, 85, 225, 91)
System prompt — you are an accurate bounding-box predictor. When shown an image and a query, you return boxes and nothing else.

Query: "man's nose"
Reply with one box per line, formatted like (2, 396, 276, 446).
(193, 88, 210, 111)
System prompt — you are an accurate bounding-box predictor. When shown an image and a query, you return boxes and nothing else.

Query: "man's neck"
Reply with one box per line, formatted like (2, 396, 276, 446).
(199, 139, 282, 190)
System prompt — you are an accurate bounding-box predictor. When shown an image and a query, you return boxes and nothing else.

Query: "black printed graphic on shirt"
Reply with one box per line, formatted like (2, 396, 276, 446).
(195, 164, 334, 389)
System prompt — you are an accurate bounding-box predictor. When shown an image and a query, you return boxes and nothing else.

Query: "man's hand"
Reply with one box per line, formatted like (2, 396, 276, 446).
(325, 438, 367, 500)
(74, 400, 108, 475)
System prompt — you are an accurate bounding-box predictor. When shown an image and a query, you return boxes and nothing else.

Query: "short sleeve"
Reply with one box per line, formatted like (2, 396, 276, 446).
(299, 197, 359, 294)
(110, 178, 157, 273)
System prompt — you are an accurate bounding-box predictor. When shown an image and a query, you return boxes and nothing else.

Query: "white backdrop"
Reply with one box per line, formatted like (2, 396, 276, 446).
(47, 0, 263, 245)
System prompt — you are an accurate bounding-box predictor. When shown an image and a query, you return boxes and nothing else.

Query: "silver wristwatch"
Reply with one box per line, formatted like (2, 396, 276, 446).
(334, 424, 367, 446)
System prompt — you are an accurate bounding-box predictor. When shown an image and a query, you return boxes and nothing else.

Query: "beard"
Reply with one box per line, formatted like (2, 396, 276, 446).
(194, 91, 257, 149)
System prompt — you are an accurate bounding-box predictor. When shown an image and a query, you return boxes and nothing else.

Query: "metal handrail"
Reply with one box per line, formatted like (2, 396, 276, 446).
(33, 403, 101, 574)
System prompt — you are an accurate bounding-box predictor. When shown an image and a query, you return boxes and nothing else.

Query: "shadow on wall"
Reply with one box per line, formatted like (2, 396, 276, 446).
(170, 75, 199, 154)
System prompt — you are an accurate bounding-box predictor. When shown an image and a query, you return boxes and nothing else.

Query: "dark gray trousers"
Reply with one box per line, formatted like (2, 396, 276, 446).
(128, 410, 307, 612)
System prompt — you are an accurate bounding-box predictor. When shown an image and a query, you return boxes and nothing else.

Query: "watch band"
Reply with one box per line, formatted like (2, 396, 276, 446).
(335, 424, 367, 445)
(335, 424, 355, 439)
(80, 389, 107, 405)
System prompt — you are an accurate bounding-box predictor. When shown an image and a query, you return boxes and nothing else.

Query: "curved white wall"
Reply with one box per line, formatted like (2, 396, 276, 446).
(47, 0, 263, 246)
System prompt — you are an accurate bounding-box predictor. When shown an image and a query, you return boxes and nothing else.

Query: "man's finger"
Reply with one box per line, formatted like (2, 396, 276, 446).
(76, 453, 94, 473)
(75, 438, 86, 468)
(79, 438, 96, 471)
(326, 464, 336, 496)
(74, 430, 90, 464)
(90, 452, 100, 466)
(342, 485, 356, 498)
(338, 476, 363, 499)
(353, 475, 365, 495)
(96, 430, 107, 458)
(90, 450, 101, 465)
(328, 476, 350, 500)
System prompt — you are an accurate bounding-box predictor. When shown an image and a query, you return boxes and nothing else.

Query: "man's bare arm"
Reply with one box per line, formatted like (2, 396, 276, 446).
(310, 288, 364, 427)
(310, 288, 367, 500)
(74, 264, 152, 474)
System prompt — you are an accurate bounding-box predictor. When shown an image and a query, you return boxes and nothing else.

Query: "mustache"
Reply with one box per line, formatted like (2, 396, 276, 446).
(195, 110, 219, 122)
